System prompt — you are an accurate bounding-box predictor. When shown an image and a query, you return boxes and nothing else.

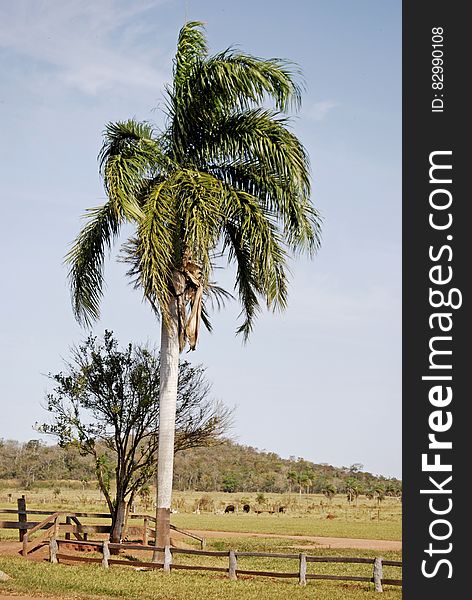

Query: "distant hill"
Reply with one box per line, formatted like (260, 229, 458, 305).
(173, 440, 401, 496)
(0, 438, 401, 497)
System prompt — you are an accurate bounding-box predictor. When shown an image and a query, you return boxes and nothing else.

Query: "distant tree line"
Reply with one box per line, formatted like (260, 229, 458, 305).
(0, 439, 93, 487)
(0, 439, 401, 499)
(172, 445, 401, 498)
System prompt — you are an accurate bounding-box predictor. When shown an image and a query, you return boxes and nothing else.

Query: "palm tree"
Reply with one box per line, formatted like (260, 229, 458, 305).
(287, 471, 297, 494)
(66, 21, 321, 547)
(322, 483, 337, 504)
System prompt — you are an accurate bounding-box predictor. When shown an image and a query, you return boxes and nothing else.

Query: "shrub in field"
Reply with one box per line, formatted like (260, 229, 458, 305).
(173, 497, 189, 512)
(195, 494, 215, 512)
(256, 493, 266, 506)
(138, 484, 153, 511)
(322, 484, 337, 503)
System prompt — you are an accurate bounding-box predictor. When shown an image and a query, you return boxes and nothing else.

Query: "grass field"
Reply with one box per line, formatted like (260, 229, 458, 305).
(0, 538, 402, 600)
(0, 484, 402, 542)
(171, 512, 401, 541)
(0, 484, 402, 599)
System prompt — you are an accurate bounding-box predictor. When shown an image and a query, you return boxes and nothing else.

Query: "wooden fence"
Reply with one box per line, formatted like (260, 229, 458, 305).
(0, 497, 204, 549)
(48, 537, 401, 592)
(1, 499, 402, 591)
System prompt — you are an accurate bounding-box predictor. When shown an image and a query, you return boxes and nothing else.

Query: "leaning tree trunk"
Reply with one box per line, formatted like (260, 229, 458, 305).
(155, 298, 180, 551)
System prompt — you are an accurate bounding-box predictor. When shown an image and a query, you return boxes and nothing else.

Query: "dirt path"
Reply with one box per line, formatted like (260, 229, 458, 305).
(0, 597, 37, 599)
(1, 595, 68, 600)
(188, 529, 402, 551)
(0, 597, 47, 600)
(0, 543, 26, 558)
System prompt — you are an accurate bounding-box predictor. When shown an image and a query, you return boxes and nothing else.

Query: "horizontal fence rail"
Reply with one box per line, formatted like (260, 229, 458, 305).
(49, 538, 402, 592)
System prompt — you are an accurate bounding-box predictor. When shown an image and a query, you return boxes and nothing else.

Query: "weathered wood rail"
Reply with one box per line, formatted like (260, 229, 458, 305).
(49, 537, 402, 592)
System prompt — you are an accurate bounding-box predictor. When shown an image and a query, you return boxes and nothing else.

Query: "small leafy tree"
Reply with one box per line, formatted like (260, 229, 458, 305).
(16, 440, 46, 489)
(287, 471, 297, 494)
(345, 477, 361, 506)
(222, 473, 239, 493)
(374, 484, 386, 506)
(39, 331, 232, 542)
(322, 483, 337, 503)
(297, 472, 309, 497)
(138, 484, 153, 511)
(256, 492, 266, 506)
(385, 481, 402, 498)
(348, 463, 364, 474)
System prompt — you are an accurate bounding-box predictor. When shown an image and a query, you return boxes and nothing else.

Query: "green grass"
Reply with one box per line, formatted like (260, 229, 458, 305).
(171, 512, 401, 541)
(0, 543, 402, 600)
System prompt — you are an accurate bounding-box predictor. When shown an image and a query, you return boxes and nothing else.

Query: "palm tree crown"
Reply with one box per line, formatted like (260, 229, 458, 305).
(67, 20, 321, 350)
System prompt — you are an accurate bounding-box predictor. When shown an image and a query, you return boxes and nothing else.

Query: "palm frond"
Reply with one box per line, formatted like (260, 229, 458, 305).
(200, 302, 213, 333)
(65, 202, 122, 326)
(124, 181, 177, 319)
(211, 160, 322, 255)
(200, 107, 321, 254)
(223, 188, 289, 338)
(205, 283, 234, 311)
(168, 46, 303, 161)
(184, 50, 302, 113)
(99, 120, 171, 222)
(224, 221, 261, 340)
(172, 169, 226, 276)
(173, 21, 208, 87)
(200, 109, 309, 186)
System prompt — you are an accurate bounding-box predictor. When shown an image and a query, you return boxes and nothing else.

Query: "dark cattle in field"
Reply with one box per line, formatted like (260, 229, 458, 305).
(242, 504, 250, 513)
(278, 506, 286, 513)
(224, 504, 235, 513)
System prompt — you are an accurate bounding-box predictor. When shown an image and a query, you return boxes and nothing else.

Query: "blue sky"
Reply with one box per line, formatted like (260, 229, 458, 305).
(0, 1, 401, 477)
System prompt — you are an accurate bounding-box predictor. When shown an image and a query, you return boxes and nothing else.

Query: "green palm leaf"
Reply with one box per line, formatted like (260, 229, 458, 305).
(65, 202, 122, 326)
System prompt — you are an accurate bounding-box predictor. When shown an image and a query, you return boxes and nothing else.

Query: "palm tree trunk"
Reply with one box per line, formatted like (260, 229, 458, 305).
(155, 298, 180, 550)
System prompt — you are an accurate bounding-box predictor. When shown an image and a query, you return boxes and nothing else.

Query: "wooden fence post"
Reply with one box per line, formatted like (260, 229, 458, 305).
(65, 516, 71, 541)
(17, 496, 27, 542)
(53, 514, 60, 539)
(22, 533, 28, 557)
(163, 545, 172, 573)
(228, 550, 237, 580)
(49, 536, 58, 564)
(299, 553, 307, 586)
(143, 517, 148, 545)
(102, 541, 110, 568)
(373, 557, 383, 592)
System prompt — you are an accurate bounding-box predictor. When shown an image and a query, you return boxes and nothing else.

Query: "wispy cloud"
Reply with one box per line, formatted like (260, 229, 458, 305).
(0, 0, 171, 95)
(305, 100, 339, 121)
